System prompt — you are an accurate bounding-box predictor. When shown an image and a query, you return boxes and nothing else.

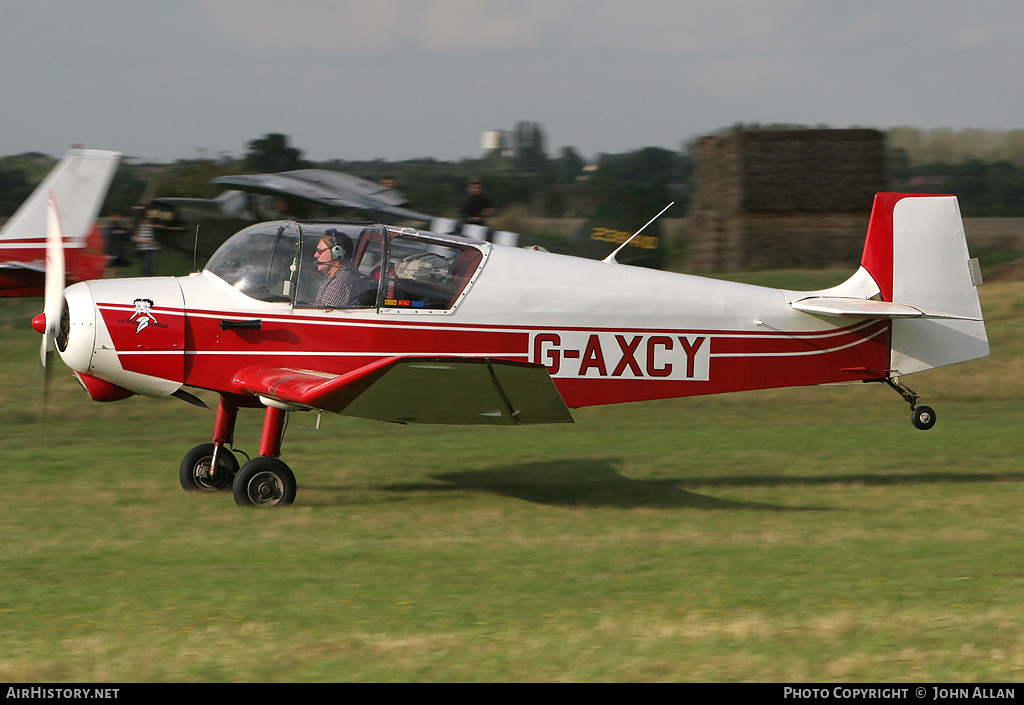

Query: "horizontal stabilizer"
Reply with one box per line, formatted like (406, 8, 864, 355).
(234, 357, 574, 425)
(0, 261, 45, 272)
(791, 296, 982, 321)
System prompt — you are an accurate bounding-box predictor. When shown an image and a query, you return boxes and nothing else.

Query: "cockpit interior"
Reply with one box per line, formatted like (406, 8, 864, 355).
(204, 222, 485, 311)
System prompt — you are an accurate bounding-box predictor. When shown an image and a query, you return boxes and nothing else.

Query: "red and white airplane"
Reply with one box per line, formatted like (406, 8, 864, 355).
(1, 148, 120, 296)
(33, 192, 988, 507)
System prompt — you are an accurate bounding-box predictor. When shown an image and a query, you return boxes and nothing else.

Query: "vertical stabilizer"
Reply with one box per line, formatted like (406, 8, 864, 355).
(859, 193, 988, 375)
(1, 149, 121, 248)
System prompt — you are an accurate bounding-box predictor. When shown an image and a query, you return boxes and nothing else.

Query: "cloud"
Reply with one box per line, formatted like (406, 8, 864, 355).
(199, 0, 802, 57)
(3, 1, 1024, 161)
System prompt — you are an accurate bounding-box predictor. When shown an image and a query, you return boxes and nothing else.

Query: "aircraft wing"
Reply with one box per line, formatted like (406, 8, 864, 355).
(791, 296, 983, 321)
(213, 170, 433, 222)
(233, 357, 574, 425)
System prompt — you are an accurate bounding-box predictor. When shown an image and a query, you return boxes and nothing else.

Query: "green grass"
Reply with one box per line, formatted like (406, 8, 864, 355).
(1, 277, 1023, 682)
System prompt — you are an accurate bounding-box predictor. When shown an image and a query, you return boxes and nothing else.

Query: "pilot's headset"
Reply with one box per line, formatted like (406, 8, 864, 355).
(322, 228, 353, 262)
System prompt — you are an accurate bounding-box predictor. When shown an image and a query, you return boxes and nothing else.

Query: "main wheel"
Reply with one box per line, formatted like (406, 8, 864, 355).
(911, 405, 937, 431)
(180, 443, 239, 492)
(233, 457, 297, 507)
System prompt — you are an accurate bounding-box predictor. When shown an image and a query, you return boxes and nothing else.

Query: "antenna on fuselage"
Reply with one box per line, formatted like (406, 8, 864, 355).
(192, 225, 200, 272)
(602, 202, 674, 264)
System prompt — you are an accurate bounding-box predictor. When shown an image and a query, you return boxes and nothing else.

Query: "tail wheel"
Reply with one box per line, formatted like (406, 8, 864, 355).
(911, 405, 937, 431)
(233, 457, 297, 507)
(180, 443, 239, 492)
(886, 378, 937, 431)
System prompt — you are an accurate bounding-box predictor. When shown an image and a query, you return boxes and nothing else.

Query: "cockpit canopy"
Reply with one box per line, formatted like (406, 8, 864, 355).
(204, 222, 485, 311)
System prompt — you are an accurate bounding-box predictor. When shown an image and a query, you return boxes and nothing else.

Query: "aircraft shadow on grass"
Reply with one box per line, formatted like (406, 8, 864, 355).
(427, 461, 797, 511)
(307, 460, 1024, 511)
(390, 459, 823, 511)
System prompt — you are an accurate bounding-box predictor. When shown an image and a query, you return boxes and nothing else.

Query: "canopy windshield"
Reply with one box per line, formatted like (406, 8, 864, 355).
(205, 221, 484, 310)
(204, 221, 301, 303)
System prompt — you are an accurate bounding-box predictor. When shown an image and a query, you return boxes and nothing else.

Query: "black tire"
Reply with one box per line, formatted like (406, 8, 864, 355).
(232, 457, 297, 507)
(911, 405, 937, 431)
(180, 443, 239, 492)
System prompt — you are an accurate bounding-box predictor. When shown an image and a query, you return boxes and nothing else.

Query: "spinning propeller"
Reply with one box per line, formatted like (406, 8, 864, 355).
(32, 194, 68, 408)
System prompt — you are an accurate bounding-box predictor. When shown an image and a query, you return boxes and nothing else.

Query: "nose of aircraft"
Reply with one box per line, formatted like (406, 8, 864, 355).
(32, 281, 139, 402)
(32, 281, 97, 374)
(33, 277, 187, 402)
(30, 312, 47, 335)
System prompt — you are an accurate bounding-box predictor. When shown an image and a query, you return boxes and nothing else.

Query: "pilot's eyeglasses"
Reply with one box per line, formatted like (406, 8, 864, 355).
(315, 246, 329, 255)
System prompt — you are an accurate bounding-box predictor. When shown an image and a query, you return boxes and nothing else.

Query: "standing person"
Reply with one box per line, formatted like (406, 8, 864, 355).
(103, 210, 132, 278)
(459, 177, 495, 226)
(133, 212, 161, 277)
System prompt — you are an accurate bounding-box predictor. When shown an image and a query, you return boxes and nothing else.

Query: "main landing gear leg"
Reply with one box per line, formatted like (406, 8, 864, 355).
(232, 404, 297, 508)
(885, 376, 937, 431)
(180, 396, 240, 492)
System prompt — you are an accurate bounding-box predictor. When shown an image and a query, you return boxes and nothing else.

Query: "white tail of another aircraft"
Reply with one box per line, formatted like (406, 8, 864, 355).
(1, 148, 121, 249)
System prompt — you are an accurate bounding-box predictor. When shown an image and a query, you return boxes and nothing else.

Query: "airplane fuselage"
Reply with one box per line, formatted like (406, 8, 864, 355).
(63, 230, 889, 411)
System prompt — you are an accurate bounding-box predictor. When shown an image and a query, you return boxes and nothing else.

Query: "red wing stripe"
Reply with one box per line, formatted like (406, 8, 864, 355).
(233, 358, 401, 412)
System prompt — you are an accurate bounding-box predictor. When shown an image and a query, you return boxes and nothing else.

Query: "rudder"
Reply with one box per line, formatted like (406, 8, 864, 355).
(860, 193, 988, 375)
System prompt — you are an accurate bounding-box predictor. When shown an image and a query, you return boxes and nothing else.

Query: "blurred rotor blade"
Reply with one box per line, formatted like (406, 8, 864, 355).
(40, 192, 66, 368)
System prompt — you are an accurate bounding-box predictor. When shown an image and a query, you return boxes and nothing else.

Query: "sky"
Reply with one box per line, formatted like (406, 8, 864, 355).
(3, 0, 1023, 163)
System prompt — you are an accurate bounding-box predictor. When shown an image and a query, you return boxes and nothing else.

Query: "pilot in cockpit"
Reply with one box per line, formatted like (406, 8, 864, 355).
(313, 229, 371, 308)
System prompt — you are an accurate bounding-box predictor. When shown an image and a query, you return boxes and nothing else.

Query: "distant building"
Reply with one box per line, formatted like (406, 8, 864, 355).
(482, 130, 511, 156)
(688, 129, 886, 271)
(481, 122, 546, 167)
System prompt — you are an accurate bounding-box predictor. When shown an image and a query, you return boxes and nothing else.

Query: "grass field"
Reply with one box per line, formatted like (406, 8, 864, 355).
(1, 271, 1022, 682)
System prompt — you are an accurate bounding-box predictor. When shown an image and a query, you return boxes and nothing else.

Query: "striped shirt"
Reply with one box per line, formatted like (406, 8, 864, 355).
(316, 264, 373, 308)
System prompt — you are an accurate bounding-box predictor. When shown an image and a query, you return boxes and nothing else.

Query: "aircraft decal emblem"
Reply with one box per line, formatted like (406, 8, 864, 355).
(128, 298, 160, 333)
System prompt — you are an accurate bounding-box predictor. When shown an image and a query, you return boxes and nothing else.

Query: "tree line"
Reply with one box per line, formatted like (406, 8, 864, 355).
(3, 127, 1024, 220)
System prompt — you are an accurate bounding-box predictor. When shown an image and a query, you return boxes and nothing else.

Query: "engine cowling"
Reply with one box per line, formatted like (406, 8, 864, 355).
(58, 279, 186, 399)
